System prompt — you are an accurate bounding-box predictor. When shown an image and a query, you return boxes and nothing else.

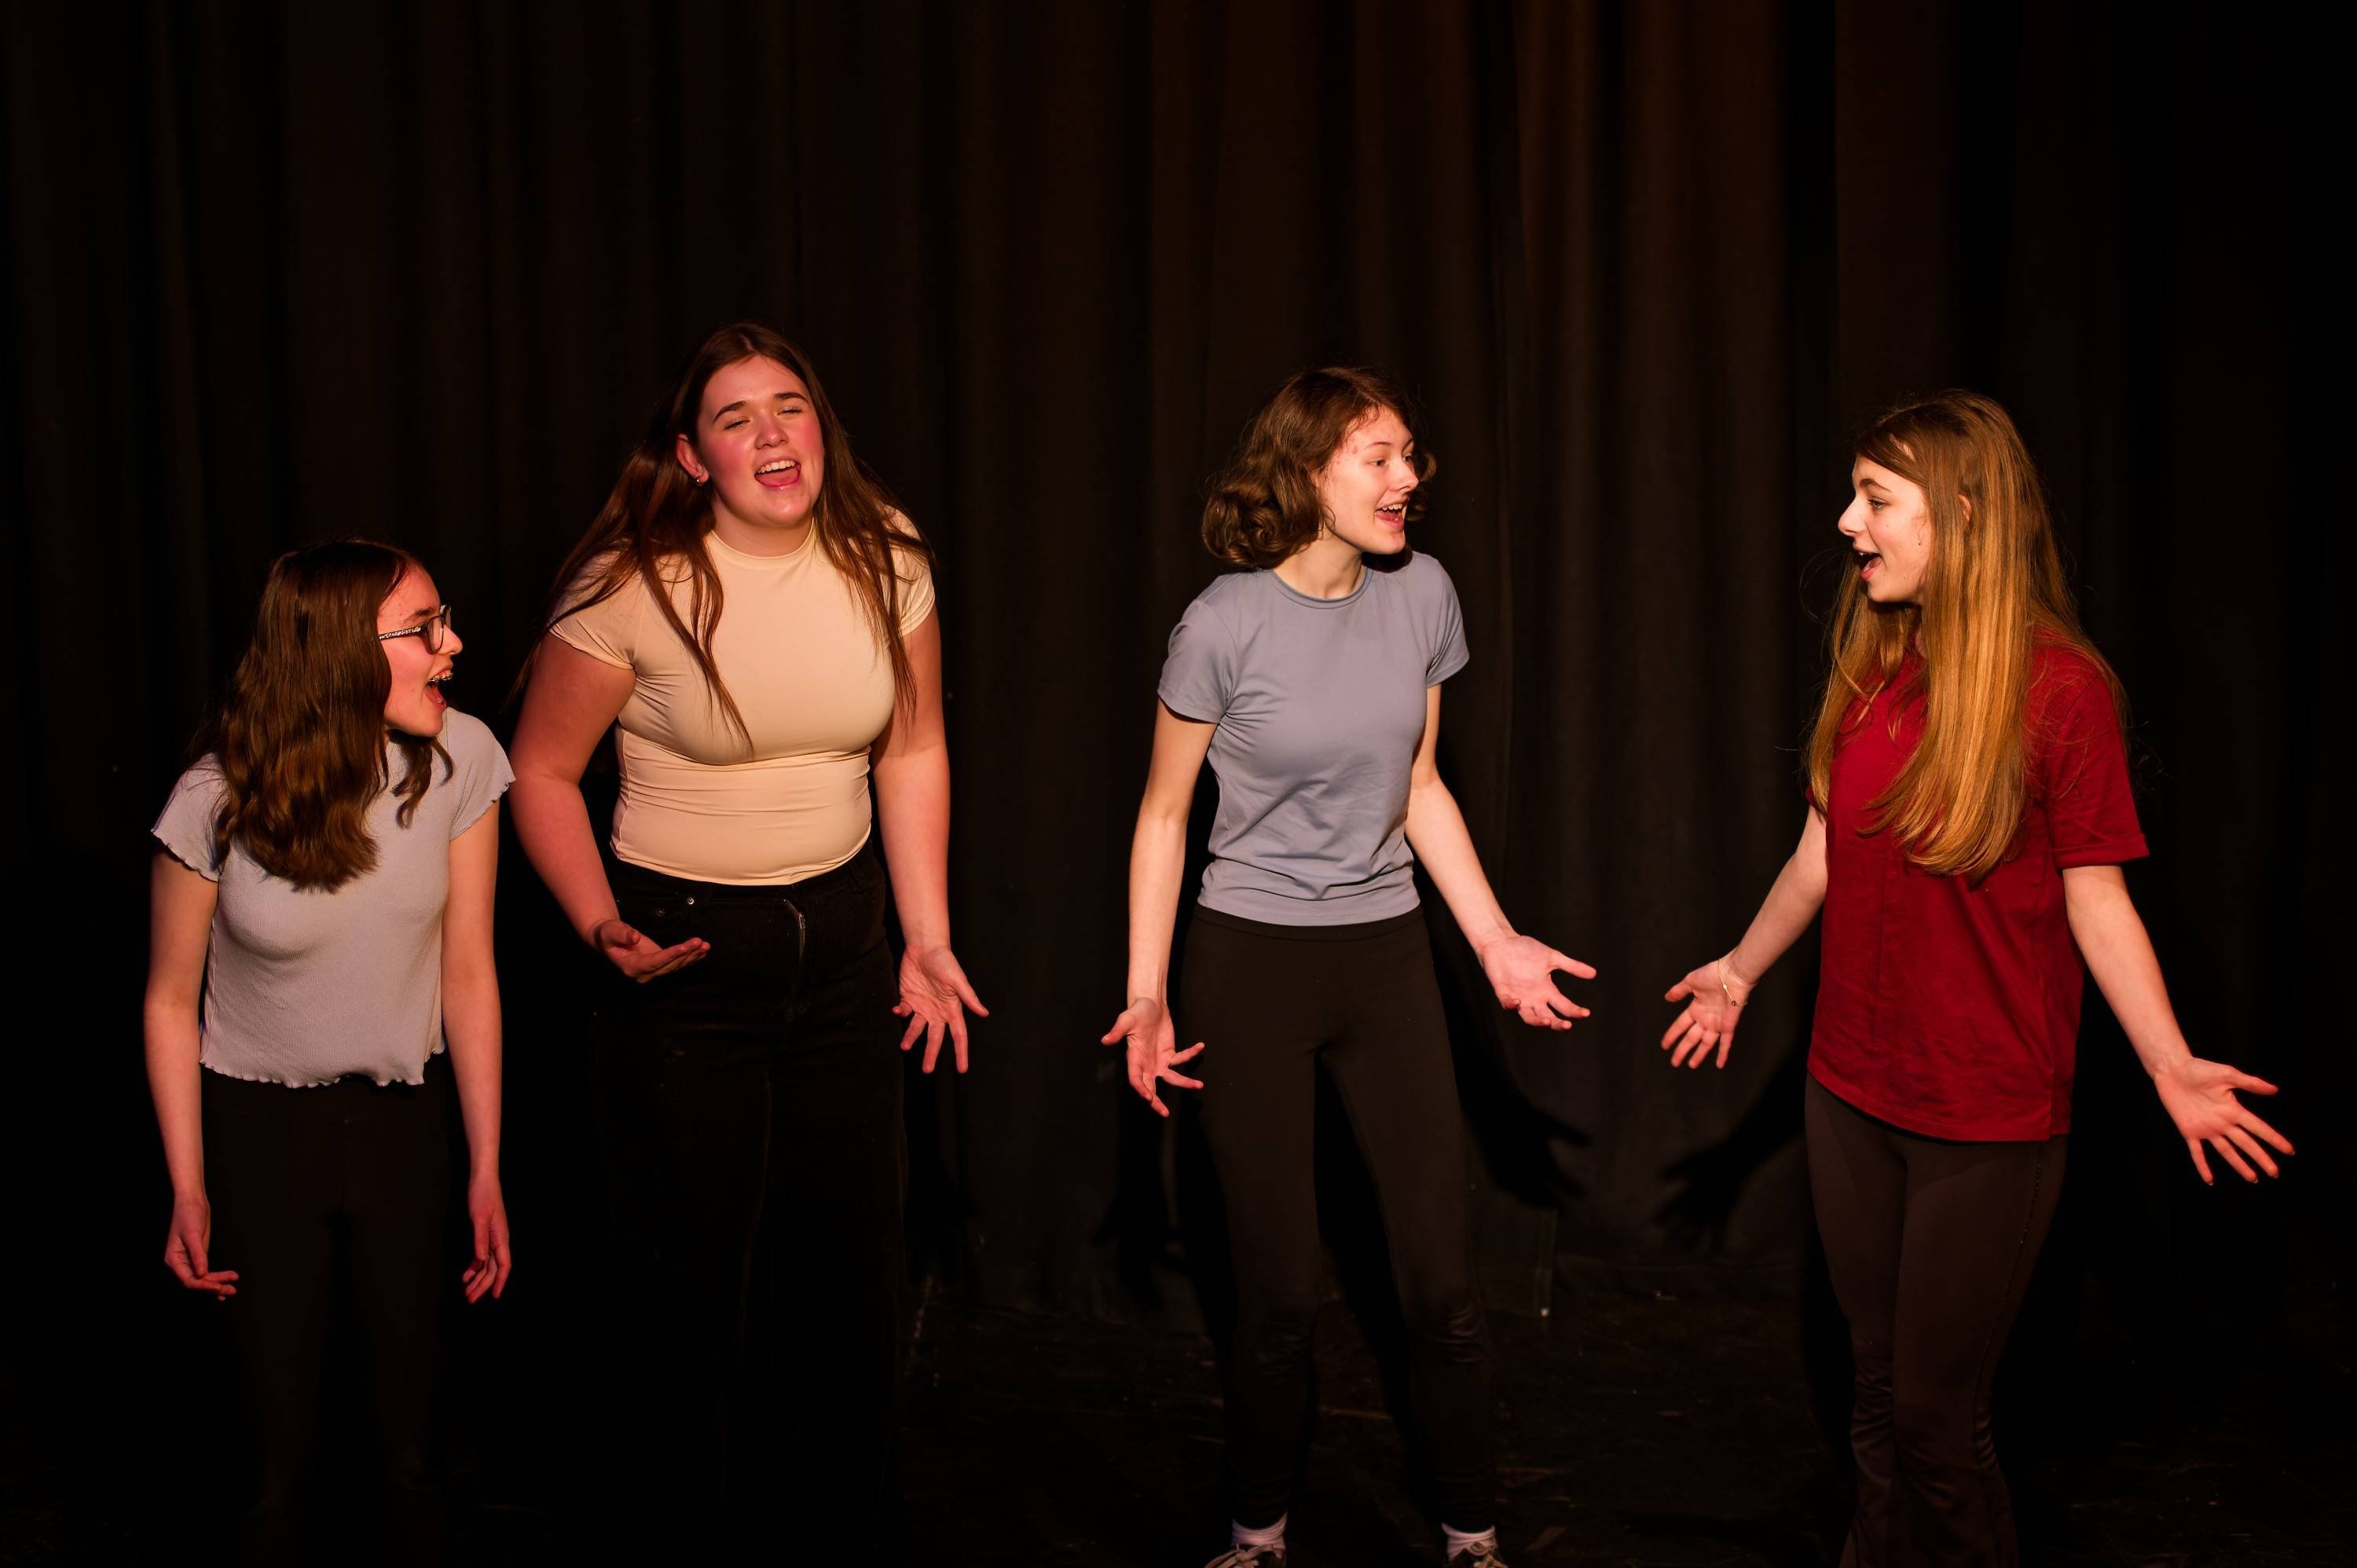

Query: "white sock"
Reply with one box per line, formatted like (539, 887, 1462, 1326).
(1233, 1514, 1287, 1552)
(1442, 1523, 1497, 1559)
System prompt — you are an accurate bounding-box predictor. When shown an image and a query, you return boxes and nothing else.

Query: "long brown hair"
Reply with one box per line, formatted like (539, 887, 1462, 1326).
(1201, 367, 1435, 567)
(535, 324, 933, 746)
(1805, 390, 2124, 880)
(194, 540, 449, 892)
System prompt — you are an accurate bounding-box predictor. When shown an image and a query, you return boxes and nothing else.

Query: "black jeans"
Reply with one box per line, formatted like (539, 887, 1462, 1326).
(202, 1055, 456, 1566)
(592, 845, 905, 1543)
(1805, 1075, 2068, 1568)
(1181, 905, 1495, 1533)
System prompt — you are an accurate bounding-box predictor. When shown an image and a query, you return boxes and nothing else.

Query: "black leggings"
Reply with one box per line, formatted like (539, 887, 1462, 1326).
(1181, 904, 1494, 1533)
(1805, 1075, 2067, 1568)
(201, 1056, 456, 1566)
(592, 845, 905, 1543)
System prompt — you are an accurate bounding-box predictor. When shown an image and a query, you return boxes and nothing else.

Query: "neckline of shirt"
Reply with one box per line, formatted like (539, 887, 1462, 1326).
(1265, 561, 1373, 609)
(706, 526, 816, 570)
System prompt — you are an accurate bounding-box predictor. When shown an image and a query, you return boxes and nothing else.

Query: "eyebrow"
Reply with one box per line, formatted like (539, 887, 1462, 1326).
(1857, 474, 1890, 492)
(401, 605, 437, 623)
(710, 390, 809, 424)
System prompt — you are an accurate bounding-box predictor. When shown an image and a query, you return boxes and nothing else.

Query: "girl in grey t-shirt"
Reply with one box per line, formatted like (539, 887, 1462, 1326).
(145, 540, 512, 1555)
(1102, 368, 1596, 1568)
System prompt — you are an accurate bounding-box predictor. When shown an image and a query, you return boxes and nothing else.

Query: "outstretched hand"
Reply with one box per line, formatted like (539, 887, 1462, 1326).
(2154, 1057, 2293, 1185)
(1098, 997, 1205, 1118)
(592, 917, 709, 983)
(1479, 935, 1596, 1031)
(894, 944, 989, 1073)
(1661, 956, 1751, 1069)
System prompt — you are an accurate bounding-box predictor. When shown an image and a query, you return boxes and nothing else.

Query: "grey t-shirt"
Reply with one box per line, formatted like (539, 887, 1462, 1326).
(1158, 551, 1468, 925)
(151, 710, 515, 1087)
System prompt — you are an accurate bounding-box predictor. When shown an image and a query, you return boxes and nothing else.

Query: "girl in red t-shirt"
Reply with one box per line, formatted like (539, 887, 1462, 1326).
(1659, 390, 2291, 1566)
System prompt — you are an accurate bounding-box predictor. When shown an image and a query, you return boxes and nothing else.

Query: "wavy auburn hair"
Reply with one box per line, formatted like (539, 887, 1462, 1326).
(1805, 390, 2124, 881)
(533, 323, 933, 748)
(193, 540, 449, 892)
(1201, 367, 1435, 568)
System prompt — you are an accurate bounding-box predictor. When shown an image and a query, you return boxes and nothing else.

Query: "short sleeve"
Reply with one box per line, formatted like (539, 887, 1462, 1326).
(892, 537, 937, 636)
(441, 713, 516, 839)
(152, 763, 227, 880)
(548, 556, 642, 670)
(1419, 555, 1469, 686)
(1157, 592, 1237, 724)
(2036, 669, 2146, 869)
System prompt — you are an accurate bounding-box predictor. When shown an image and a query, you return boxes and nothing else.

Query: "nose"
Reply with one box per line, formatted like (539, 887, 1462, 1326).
(443, 625, 464, 657)
(1835, 496, 1864, 538)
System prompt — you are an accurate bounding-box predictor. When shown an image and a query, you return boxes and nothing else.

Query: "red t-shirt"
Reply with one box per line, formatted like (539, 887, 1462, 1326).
(1808, 643, 2147, 1141)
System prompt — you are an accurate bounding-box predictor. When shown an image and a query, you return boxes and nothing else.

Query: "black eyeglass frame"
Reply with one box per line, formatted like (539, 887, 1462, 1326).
(376, 605, 455, 654)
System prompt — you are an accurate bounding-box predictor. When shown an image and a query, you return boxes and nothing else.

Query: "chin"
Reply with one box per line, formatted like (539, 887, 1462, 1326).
(1365, 532, 1411, 555)
(387, 708, 446, 739)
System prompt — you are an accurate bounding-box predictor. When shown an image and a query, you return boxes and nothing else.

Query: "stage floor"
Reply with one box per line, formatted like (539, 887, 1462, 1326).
(900, 1285, 2348, 1566)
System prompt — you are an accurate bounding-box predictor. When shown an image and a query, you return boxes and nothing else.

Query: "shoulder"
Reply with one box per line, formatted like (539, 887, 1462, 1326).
(163, 757, 229, 812)
(1190, 569, 1264, 614)
(884, 512, 933, 579)
(2029, 639, 2119, 717)
(436, 709, 505, 768)
(1400, 549, 1455, 591)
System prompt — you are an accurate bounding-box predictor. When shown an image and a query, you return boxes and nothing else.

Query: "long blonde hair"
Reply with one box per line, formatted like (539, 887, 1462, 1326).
(1805, 390, 2124, 880)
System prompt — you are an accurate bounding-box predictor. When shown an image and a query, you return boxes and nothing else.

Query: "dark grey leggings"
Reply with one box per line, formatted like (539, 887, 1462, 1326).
(1181, 904, 1494, 1533)
(1805, 1075, 2066, 1568)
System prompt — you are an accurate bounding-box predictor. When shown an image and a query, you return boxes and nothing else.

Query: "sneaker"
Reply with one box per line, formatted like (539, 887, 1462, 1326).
(1204, 1548, 1285, 1567)
(1447, 1543, 1509, 1566)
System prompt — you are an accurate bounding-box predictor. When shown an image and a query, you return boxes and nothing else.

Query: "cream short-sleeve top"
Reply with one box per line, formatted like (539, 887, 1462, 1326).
(551, 526, 934, 885)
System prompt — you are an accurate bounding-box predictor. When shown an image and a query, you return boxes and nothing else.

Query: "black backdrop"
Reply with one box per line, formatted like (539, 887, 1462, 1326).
(3, 0, 2340, 1527)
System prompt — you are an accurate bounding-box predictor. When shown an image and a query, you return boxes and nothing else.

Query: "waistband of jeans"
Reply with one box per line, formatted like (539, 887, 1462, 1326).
(610, 842, 877, 905)
(1187, 902, 1426, 943)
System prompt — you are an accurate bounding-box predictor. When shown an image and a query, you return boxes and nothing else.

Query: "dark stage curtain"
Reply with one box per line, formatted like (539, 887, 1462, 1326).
(3, 0, 2336, 1517)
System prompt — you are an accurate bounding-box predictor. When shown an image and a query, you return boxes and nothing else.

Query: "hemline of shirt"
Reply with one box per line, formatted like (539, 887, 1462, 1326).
(607, 822, 873, 888)
(200, 1041, 443, 1091)
(1805, 1053, 2067, 1144)
(1195, 879, 1423, 927)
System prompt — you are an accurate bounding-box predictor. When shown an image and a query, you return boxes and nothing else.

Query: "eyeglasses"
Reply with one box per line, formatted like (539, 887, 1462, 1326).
(378, 605, 455, 654)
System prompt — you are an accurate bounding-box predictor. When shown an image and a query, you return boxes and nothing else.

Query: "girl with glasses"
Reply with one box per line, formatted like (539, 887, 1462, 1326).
(145, 540, 513, 1562)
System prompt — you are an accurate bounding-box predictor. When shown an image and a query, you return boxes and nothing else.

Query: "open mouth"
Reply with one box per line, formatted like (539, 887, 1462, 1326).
(427, 671, 453, 709)
(754, 458, 802, 491)
(1376, 502, 1406, 527)
(1857, 551, 1882, 581)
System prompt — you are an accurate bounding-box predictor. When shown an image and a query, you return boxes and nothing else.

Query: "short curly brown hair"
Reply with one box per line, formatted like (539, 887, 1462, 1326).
(1200, 367, 1435, 569)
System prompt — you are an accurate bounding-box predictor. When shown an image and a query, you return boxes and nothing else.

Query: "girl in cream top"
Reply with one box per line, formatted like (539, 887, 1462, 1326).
(552, 528, 935, 884)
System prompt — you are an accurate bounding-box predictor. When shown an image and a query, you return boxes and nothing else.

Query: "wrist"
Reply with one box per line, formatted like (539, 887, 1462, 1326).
(1470, 925, 1516, 960)
(2143, 1041, 2195, 1083)
(579, 910, 621, 947)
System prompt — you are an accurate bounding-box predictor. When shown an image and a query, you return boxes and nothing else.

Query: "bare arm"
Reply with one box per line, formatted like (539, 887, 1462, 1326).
(145, 852, 236, 1296)
(508, 634, 706, 980)
(1402, 683, 1596, 1030)
(2066, 864, 2293, 1184)
(442, 803, 511, 1300)
(1662, 809, 1827, 1069)
(871, 611, 988, 1072)
(1098, 702, 1216, 1116)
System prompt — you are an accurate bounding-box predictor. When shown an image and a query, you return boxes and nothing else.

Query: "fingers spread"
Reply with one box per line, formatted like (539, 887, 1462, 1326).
(1551, 951, 1599, 979)
(2224, 1125, 2278, 1178)
(2187, 1138, 2214, 1185)
(2240, 1111, 2294, 1156)
(2213, 1136, 2258, 1184)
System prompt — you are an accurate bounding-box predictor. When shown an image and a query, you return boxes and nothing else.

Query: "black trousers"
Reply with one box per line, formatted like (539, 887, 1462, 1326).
(1805, 1075, 2067, 1568)
(1181, 905, 1495, 1533)
(592, 844, 906, 1544)
(202, 1055, 456, 1566)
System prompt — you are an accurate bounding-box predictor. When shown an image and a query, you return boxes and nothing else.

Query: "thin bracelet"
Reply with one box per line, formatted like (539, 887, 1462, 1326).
(1718, 958, 1747, 1009)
